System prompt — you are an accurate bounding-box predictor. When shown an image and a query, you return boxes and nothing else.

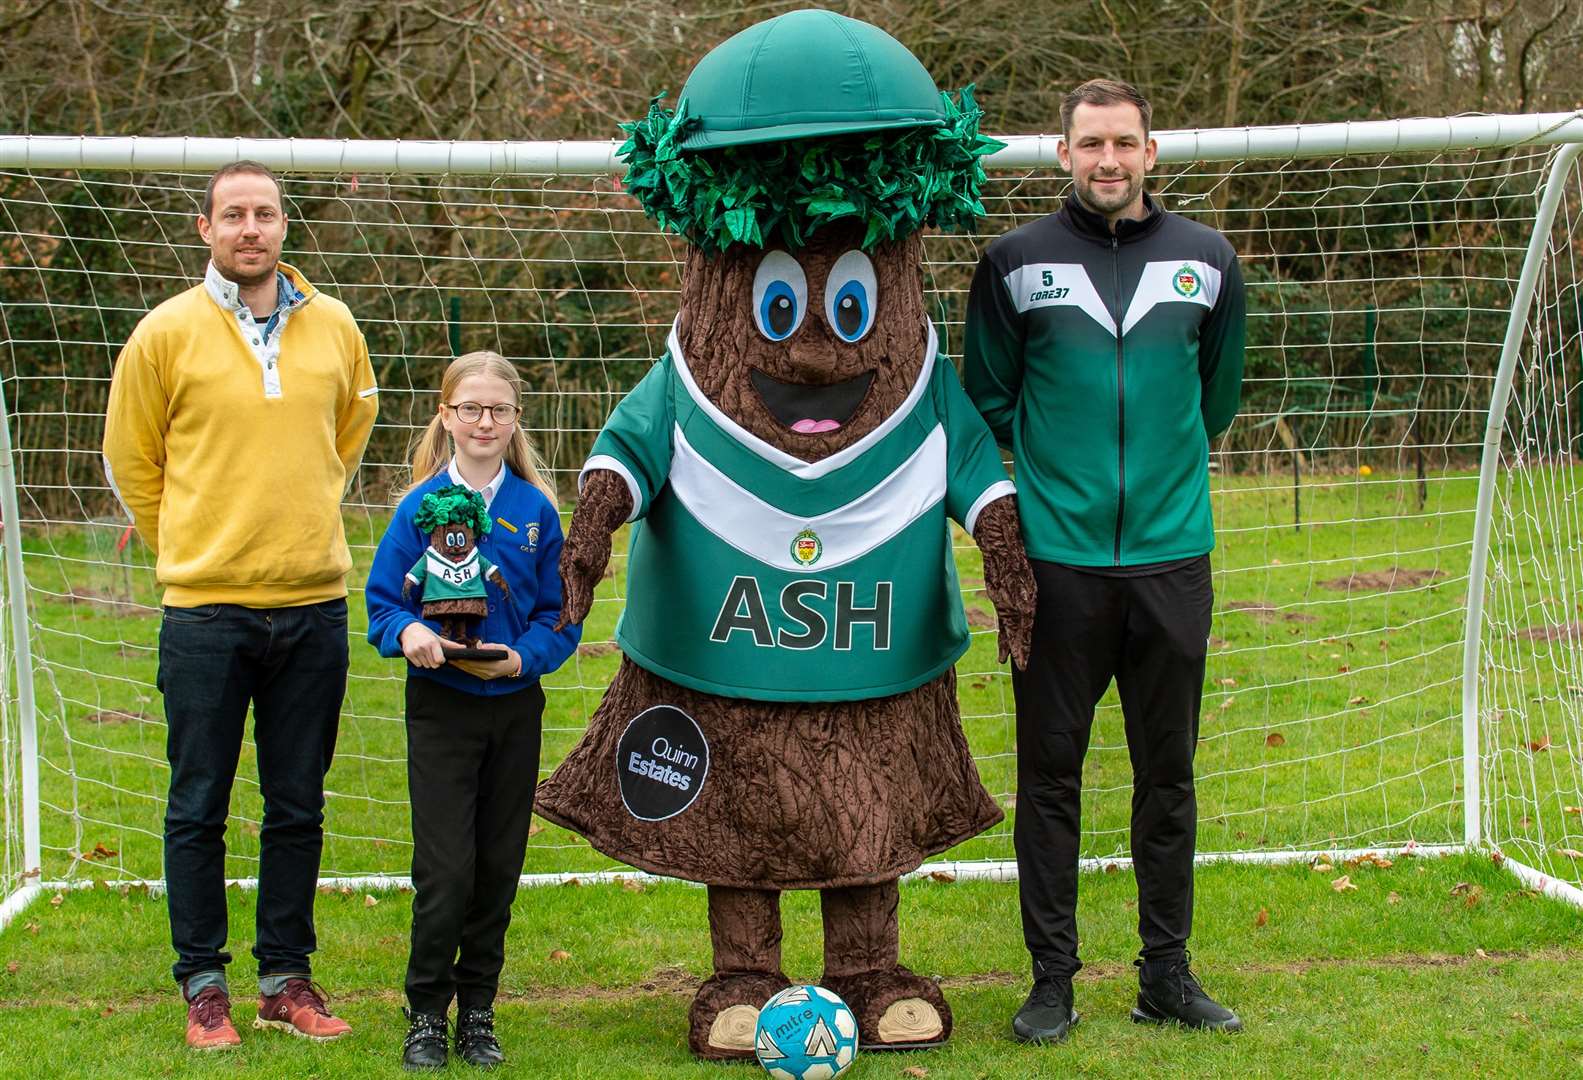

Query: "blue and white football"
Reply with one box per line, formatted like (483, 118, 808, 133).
(754, 984, 859, 1080)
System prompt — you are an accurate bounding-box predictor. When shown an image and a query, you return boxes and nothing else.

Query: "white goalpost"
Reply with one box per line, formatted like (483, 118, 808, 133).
(1, 112, 1581, 931)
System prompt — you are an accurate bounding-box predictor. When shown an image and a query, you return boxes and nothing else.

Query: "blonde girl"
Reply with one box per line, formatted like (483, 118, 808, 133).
(365, 350, 580, 1069)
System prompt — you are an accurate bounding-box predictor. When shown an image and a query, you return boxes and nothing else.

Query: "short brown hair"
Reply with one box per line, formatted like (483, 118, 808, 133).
(1060, 79, 1152, 137)
(202, 161, 283, 218)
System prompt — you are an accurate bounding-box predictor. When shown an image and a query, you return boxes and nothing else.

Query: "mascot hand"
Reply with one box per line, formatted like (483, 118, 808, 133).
(555, 468, 634, 631)
(489, 566, 512, 598)
(974, 495, 1036, 670)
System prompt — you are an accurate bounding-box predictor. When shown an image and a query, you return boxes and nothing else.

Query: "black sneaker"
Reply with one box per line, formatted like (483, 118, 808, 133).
(456, 1005, 505, 1068)
(401, 1009, 448, 1071)
(1011, 975, 1079, 1044)
(1131, 954, 1243, 1032)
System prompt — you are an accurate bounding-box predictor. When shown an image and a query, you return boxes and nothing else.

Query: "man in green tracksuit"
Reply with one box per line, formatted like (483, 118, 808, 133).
(963, 78, 1245, 1042)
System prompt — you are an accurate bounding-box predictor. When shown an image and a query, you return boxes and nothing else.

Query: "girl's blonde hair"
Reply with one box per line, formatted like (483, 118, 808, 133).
(403, 350, 558, 507)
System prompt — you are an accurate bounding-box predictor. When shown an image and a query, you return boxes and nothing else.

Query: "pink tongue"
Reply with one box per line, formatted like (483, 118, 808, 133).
(792, 418, 842, 434)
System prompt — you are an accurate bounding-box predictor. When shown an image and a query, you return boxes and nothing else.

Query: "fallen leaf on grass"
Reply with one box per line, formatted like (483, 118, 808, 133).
(1387, 892, 1402, 905)
(1331, 875, 1358, 892)
(80, 842, 119, 861)
(929, 870, 956, 884)
(1104, 862, 1120, 874)
(1218, 696, 1236, 711)
(1253, 908, 1269, 928)
(1218, 677, 1238, 687)
(903, 1068, 930, 1079)
(1556, 847, 1583, 859)
(1563, 806, 1582, 817)
(549, 949, 571, 962)
(24, 922, 38, 934)
(49, 892, 63, 907)
(622, 878, 648, 894)
(575, 641, 619, 658)
(4, 961, 16, 974)
(1528, 736, 1552, 752)
(100, 1006, 114, 1018)
(1311, 860, 1334, 872)
(1475, 947, 1489, 959)
(1265, 732, 1286, 747)
(1346, 852, 1393, 870)
(1491, 850, 1506, 867)
(1347, 695, 1369, 706)
(364, 895, 379, 908)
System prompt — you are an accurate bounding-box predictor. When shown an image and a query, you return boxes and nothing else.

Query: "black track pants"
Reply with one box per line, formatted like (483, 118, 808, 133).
(1011, 557, 1212, 979)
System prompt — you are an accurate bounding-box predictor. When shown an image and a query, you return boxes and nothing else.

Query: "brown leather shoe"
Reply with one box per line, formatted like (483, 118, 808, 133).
(253, 978, 352, 1042)
(185, 986, 241, 1050)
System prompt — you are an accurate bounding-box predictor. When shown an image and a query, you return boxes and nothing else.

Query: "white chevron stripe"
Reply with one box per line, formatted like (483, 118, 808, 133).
(1120, 260, 1220, 335)
(668, 422, 947, 572)
(1004, 263, 1116, 335)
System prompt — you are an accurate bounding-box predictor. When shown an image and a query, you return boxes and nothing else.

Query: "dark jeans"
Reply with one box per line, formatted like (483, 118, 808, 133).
(159, 598, 349, 985)
(404, 675, 544, 1015)
(1011, 558, 1212, 980)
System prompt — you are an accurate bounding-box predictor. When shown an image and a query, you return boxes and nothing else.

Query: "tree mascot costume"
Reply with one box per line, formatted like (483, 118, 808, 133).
(534, 9, 1037, 1060)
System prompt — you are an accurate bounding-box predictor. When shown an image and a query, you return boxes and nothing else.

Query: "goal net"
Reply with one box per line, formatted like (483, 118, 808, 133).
(0, 117, 1579, 908)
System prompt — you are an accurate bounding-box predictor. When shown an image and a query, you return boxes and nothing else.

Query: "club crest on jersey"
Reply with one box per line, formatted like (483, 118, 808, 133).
(1173, 265, 1202, 298)
(790, 527, 823, 567)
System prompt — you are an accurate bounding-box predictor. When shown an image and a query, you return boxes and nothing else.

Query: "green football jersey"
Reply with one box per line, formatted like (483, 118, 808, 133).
(406, 547, 497, 604)
(583, 321, 1014, 702)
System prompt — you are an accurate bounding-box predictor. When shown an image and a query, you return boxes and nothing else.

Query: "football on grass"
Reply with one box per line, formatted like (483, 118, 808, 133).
(754, 984, 859, 1080)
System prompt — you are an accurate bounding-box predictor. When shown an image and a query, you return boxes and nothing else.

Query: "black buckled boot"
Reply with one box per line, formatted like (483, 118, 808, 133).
(456, 1005, 505, 1067)
(401, 1009, 448, 1071)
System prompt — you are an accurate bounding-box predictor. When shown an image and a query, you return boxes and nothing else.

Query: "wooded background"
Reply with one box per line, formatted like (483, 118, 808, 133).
(2, 1, 1581, 504)
(5, 0, 1581, 142)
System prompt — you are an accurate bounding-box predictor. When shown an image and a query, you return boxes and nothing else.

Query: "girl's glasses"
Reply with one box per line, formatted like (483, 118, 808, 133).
(445, 401, 520, 424)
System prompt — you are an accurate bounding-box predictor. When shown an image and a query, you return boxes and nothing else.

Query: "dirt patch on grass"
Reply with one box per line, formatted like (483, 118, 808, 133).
(965, 606, 996, 629)
(1318, 567, 1445, 593)
(1224, 600, 1317, 623)
(80, 710, 153, 726)
(9, 949, 1579, 1013)
(63, 587, 152, 616)
(1514, 622, 1583, 642)
(576, 641, 619, 658)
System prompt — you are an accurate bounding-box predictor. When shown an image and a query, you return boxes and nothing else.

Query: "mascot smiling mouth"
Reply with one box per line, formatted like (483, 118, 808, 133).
(749, 368, 875, 434)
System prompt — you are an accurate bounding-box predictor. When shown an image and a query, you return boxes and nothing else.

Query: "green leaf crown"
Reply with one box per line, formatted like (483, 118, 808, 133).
(414, 484, 492, 536)
(618, 86, 1003, 253)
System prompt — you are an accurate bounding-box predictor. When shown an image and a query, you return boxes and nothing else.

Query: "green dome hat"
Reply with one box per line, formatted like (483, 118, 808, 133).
(675, 9, 946, 150)
(619, 9, 1002, 254)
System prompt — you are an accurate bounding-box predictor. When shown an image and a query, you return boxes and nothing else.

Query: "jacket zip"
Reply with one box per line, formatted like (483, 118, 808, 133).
(1111, 235, 1125, 566)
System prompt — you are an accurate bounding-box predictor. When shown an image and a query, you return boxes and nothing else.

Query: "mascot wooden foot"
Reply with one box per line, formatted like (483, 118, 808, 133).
(534, 10, 1035, 1059)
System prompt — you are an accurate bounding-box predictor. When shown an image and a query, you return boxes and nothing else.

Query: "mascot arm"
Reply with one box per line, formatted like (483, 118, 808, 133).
(973, 494, 1035, 670)
(554, 468, 634, 631)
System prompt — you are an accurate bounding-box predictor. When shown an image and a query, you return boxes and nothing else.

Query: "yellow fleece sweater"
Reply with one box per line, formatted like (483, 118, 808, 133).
(102, 263, 378, 607)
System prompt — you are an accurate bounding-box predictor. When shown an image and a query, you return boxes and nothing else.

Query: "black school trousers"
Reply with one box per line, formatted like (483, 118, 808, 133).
(404, 675, 545, 1014)
(1011, 556, 1212, 980)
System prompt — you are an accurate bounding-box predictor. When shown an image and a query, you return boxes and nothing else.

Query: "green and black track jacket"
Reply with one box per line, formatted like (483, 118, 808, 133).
(963, 192, 1245, 568)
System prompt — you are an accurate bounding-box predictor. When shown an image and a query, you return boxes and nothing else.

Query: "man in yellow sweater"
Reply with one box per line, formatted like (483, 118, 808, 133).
(102, 162, 378, 1051)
